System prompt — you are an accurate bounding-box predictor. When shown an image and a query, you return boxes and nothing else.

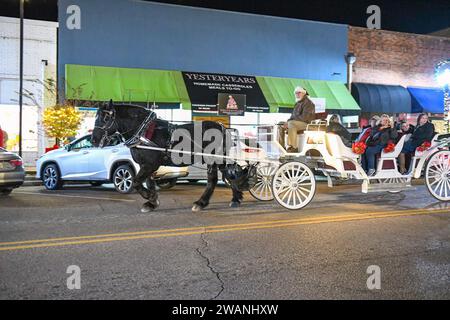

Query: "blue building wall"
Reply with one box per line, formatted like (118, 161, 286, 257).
(58, 0, 349, 84)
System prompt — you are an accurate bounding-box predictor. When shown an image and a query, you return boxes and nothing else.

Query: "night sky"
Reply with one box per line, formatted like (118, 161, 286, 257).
(1, 0, 449, 35)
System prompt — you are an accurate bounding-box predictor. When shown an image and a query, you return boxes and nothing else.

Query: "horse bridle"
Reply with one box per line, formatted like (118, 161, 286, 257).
(95, 108, 117, 148)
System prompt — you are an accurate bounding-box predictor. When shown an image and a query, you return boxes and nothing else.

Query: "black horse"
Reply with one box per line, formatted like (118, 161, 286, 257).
(92, 101, 254, 213)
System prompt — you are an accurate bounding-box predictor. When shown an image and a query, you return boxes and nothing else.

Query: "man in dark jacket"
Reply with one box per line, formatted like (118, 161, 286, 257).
(285, 86, 315, 152)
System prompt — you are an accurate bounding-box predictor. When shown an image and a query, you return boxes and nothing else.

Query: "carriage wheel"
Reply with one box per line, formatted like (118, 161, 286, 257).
(272, 161, 316, 210)
(249, 163, 278, 201)
(425, 150, 450, 201)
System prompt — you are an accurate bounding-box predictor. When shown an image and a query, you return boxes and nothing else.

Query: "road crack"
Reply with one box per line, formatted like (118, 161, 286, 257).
(196, 231, 225, 300)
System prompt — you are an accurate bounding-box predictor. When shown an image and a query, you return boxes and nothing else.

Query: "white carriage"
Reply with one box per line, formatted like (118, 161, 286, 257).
(136, 119, 450, 211)
(249, 120, 450, 210)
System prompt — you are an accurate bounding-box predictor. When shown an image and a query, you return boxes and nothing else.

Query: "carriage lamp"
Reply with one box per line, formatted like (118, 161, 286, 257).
(435, 59, 450, 133)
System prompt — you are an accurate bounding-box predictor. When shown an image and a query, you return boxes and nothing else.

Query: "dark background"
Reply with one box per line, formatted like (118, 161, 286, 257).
(1, 0, 449, 35)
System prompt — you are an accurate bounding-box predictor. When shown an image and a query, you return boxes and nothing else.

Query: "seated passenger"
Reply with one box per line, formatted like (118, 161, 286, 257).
(327, 114, 352, 147)
(398, 113, 435, 174)
(396, 121, 415, 142)
(356, 115, 380, 143)
(283, 86, 316, 153)
(362, 114, 398, 176)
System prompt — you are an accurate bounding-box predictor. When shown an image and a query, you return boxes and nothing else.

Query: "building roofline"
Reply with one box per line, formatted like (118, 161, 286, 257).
(131, 0, 348, 29)
(349, 25, 450, 41)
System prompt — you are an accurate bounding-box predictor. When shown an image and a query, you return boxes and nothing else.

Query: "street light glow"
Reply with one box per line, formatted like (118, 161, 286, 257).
(436, 68, 450, 87)
(436, 59, 450, 87)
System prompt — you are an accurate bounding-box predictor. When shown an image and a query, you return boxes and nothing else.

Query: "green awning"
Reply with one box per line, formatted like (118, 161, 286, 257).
(65, 64, 191, 109)
(256, 76, 360, 113)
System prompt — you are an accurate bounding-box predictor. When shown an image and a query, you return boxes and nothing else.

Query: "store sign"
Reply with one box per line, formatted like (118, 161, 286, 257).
(182, 71, 269, 114)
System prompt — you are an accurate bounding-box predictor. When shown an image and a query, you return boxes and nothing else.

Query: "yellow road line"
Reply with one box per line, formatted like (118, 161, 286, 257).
(0, 207, 447, 246)
(0, 208, 448, 252)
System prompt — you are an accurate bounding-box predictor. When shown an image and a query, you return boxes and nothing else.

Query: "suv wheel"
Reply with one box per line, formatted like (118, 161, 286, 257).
(42, 164, 63, 190)
(113, 165, 135, 194)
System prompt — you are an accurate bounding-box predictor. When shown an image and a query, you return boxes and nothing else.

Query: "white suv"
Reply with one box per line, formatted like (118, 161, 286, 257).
(36, 135, 188, 193)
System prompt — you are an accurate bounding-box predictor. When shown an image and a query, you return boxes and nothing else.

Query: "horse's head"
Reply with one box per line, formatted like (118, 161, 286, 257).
(92, 100, 118, 148)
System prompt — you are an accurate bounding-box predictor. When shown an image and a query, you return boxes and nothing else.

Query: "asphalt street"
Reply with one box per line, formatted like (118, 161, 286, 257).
(0, 181, 449, 299)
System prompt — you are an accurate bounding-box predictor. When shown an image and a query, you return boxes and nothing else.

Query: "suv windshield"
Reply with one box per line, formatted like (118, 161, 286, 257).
(70, 136, 93, 150)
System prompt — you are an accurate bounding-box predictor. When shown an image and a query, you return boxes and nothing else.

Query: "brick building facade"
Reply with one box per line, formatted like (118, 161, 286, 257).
(349, 26, 450, 88)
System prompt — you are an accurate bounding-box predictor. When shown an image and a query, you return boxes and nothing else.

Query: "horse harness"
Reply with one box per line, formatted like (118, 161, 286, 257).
(123, 110, 175, 152)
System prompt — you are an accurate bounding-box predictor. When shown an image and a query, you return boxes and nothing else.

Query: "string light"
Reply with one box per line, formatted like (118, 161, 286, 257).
(435, 59, 450, 133)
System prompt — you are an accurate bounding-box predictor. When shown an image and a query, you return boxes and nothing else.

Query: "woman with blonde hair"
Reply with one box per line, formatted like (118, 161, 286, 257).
(362, 114, 398, 176)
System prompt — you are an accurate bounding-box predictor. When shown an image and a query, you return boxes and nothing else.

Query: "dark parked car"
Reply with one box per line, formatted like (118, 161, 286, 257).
(0, 148, 25, 195)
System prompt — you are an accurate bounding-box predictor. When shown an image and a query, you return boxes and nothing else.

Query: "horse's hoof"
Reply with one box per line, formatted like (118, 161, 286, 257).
(192, 204, 202, 212)
(229, 201, 240, 208)
(141, 204, 154, 213)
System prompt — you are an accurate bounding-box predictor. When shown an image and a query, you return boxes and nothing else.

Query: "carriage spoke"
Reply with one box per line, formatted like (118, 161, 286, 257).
(297, 188, 308, 201)
(429, 178, 441, 187)
(433, 179, 444, 196)
(281, 188, 291, 202)
(438, 178, 445, 197)
(298, 186, 311, 194)
(445, 180, 450, 198)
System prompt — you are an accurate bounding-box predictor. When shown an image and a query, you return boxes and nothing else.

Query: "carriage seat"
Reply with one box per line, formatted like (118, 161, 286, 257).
(296, 113, 328, 134)
(380, 134, 409, 158)
(413, 133, 442, 157)
(325, 133, 359, 159)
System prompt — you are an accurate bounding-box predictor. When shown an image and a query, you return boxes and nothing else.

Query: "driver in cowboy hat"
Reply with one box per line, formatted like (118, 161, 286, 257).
(283, 86, 316, 153)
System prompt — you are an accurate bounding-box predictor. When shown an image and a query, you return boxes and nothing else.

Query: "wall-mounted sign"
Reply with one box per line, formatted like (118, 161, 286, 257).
(191, 104, 218, 113)
(309, 98, 326, 113)
(246, 105, 270, 113)
(182, 71, 269, 113)
(218, 93, 245, 116)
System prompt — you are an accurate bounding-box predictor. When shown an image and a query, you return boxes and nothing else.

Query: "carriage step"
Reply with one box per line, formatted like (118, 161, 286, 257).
(363, 182, 415, 193)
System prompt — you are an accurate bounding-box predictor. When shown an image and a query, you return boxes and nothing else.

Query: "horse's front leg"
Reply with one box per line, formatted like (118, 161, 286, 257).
(134, 164, 159, 213)
(192, 165, 218, 212)
(141, 177, 159, 213)
(230, 184, 243, 208)
(134, 164, 152, 200)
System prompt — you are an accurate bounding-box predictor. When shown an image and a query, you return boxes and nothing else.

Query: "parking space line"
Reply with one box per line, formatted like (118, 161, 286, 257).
(0, 208, 448, 252)
(13, 191, 136, 202)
